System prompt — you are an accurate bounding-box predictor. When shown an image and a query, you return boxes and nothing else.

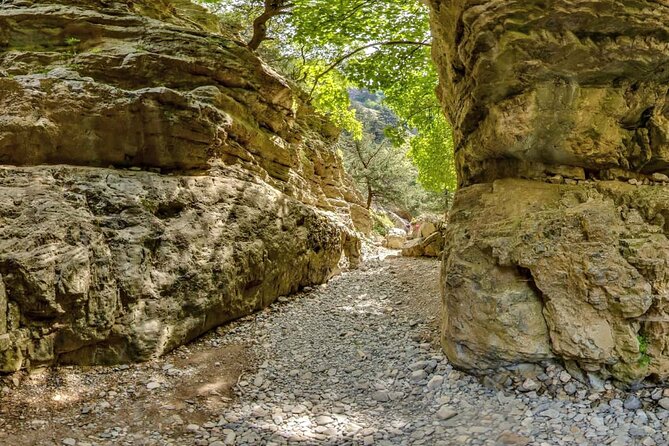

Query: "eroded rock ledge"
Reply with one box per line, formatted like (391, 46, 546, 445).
(0, 0, 368, 371)
(429, 0, 669, 383)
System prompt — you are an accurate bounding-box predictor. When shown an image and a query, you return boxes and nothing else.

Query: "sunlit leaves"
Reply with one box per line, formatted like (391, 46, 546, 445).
(197, 0, 457, 192)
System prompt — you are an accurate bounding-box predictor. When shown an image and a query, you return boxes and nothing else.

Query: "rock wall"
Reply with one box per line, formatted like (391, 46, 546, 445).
(429, 0, 669, 383)
(0, 0, 368, 371)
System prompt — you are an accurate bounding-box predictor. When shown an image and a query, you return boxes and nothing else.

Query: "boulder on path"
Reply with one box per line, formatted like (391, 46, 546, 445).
(385, 228, 407, 249)
(401, 231, 445, 258)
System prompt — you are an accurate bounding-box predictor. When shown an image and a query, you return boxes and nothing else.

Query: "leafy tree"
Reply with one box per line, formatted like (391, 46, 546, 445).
(197, 0, 457, 192)
(340, 91, 451, 215)
(340, 133, 404, 210)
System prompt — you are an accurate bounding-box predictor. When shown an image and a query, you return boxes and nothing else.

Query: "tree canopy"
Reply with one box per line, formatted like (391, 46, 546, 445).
(198, 0, 456, 193)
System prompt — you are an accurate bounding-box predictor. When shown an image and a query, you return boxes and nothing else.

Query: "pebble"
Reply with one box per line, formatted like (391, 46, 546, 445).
(410, 370, 427, 382)
(372, 390, 390, 402)
(521, 378, 540, 392)
(427, 375, 444, 390)
(625, 395, 642, 410)
(146, 381, 160, 390)
(436, 405, 458, 420)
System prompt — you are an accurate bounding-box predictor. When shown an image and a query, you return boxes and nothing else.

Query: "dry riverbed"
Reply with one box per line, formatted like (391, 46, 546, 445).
(1, 256, 668, 446)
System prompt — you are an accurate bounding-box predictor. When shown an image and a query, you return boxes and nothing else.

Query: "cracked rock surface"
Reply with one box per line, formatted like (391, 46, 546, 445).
(428, 0, 669, 382)
(0, 0, 369, 371)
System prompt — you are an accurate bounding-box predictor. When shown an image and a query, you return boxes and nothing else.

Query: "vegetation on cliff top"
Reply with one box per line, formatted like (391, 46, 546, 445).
(198, 0, 456, 194)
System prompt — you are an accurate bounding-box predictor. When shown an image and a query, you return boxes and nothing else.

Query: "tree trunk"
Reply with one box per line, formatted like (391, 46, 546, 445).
(248, 0, 291, 50)
(366, 180, 373, 209)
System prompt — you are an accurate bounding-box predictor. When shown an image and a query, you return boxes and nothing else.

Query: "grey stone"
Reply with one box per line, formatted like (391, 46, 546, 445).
(624, 396, 642, 411)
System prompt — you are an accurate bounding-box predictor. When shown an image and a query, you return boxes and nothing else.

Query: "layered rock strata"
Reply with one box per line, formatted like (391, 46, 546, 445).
(429, 0, 669, 382)
(0, 0, 368, 371)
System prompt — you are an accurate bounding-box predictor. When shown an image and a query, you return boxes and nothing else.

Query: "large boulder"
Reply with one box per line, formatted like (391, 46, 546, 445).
(0, 0, 367, 371)
(402, 215, 445, 257)
(385, 228, 407, 250)
(429, 0, 669, 382)
(0, 166, 346, 370)
(401, 231, 445, 258)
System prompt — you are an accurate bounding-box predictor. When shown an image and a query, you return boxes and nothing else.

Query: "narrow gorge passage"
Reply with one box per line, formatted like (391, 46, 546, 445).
(1, 256, 668, 446)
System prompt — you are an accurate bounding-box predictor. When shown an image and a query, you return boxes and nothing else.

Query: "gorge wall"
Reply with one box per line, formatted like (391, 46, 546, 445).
(429, 0, 669, 383)
(0, 0, 369, 371)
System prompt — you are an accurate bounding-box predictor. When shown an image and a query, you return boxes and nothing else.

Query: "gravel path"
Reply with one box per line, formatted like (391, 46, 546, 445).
(2, 256, 669, 446)
(190, 257, 669, 446)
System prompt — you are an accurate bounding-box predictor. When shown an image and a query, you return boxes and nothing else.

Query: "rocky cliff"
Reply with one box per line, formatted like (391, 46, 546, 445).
(429, 0, 669, 383)
(0, 0, 369, 371)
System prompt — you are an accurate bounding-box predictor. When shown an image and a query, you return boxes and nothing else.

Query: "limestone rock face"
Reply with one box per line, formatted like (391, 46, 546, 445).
(0, 166, 347, 370)
(430, 0, 669, 187)
(429, 0, 669, 382)
(0, 0, 364, 215)
(0, 0, 367, 371)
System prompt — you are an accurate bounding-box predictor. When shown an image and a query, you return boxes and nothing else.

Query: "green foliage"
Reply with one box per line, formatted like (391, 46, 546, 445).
(65, 36, 80, 46)
(288, 0, 455, 191)
(638, 334, 651, 367)
(196, 0, 457, 192)
(339, 91, 451, 215)
(372, 211, 394, 236)
(65, 36, 81, 56)
(303, 63, 363, 138)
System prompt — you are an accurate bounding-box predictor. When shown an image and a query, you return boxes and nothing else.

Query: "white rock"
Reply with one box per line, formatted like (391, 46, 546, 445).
(559, 371, 572, 383)
(410, 370, 427, 382)
(427, 375, 444, 390)
(146, 381, 160, 390)
(315, 415, 334, 425)
(436, 405, 458, 420)
(652, 173, 669, 182)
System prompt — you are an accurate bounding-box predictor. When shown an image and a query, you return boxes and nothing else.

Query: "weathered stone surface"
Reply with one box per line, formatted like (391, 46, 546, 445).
(350, 204, 374, 235)
(0, 0, 365, 217)
(429, 0, 669, 382)
(0, 0, 367, 371)
(0, 166, 351, 370)
(421, 232, 445, 257)
(403, 216, 445, 258)
(401, 232, 445, 258)
(429, 0, 669, 187)
(443, 178, 669, 381)
(401, 239, 425, 258)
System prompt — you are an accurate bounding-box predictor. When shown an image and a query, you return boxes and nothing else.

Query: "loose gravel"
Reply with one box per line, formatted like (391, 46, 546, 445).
(2, 256, 669, 446)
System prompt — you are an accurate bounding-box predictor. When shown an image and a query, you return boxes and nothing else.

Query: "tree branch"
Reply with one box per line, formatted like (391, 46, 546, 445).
(308, 40, 431, 97)
(248, 0, 294, 51)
